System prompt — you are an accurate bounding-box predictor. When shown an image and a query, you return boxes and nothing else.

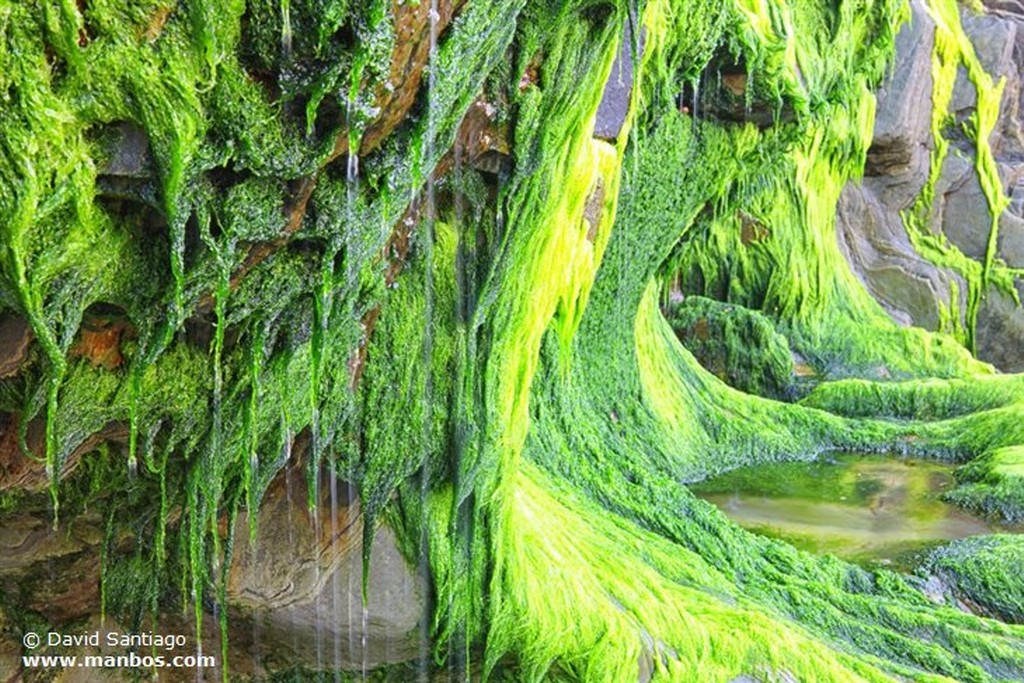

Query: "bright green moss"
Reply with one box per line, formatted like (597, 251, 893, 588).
(946, 446, 1024, 522)
(801, 374, 1024, 421)
(1, 0, 522, 654)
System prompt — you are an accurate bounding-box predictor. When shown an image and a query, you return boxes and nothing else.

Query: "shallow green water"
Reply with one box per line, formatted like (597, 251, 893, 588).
(691, 454, 1011, 569)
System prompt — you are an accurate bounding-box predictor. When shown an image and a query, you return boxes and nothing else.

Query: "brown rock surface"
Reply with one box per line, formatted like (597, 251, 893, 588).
(0, 315, 32, 379)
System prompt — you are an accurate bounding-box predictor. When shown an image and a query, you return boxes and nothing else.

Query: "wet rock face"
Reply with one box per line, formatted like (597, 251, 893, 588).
(594, 23, 643, 141)
(227, 465, 425, 671)
(0, 463, 424, 679)
(838, 0, 1024, 371)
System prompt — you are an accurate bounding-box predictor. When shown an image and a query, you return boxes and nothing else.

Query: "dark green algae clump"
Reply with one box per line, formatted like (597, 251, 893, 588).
(1, 0, 1024, 681)
(923, 535, 1024, 625)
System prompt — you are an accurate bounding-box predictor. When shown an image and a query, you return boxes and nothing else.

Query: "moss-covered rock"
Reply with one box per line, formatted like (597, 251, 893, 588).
(923, 534, 1024, 624)
(947, 445, 1024, 523)
(664, 295, 796, 400)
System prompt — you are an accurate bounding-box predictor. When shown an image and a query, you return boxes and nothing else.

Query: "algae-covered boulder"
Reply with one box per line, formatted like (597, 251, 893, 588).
(923, 535, 1024, 624)
(946, 446, 1024, 523)
(664, 296, 796, 400)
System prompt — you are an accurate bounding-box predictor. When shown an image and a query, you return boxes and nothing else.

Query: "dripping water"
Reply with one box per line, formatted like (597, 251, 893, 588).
(356, 475, 369, 679)
(280, 0, 293, 62)
(745, 66, 755, 121)
(692, 72, 701, 126)
(311, 415, 323, 674)
(419, 2, 440, 680)
(330, 469, 342, 682)
(282, 421, 302, 672)
(245, 325, 267, 532)
(310, 194, 344, 681)
(343, 49, 363, 682)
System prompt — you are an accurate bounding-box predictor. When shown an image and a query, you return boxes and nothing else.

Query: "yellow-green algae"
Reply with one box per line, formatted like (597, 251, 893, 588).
(1, 0, 1024, 681)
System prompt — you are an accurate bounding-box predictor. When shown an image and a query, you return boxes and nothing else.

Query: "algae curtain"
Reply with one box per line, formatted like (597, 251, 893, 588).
(1, 0, 1024, 680)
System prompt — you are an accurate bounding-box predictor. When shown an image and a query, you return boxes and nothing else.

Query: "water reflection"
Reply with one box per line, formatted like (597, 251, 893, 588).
(691, 454, 1014, 568)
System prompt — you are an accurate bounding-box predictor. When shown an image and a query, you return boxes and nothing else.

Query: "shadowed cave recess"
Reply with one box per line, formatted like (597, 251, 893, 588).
(2, 0, 1024, 680)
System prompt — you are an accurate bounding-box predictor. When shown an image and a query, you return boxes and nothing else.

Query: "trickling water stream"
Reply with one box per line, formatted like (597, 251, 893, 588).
(691, 454, 1018, 570)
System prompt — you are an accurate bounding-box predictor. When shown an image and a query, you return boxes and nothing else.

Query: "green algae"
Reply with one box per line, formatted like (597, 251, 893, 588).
(663, 295, 796, 399)
(947, 446, 1024, 523)
(923, 534, 1024, 624)
(1, 0, 522, 655)
(2, 0, 1024, 681)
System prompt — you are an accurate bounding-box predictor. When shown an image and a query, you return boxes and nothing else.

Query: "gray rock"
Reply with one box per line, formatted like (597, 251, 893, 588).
(999, 211, 1024, 267)
(838, 0, 1024, 372)
(920, 574, 949, 604)
(837, 183, 967, 332)
(976, 281, 1024, 371)
(928, 151, 973, 230)
(867, 0, 936, 182)
(594, 23, 643, 141)
(940, 156, 994, 260)
(983, 0, 1024, 19)
(99, 123, 154, 179)
(977, 1, 1024, 157)
(950, 13, 1017, 122)
(1008, 175, 1024, 217)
